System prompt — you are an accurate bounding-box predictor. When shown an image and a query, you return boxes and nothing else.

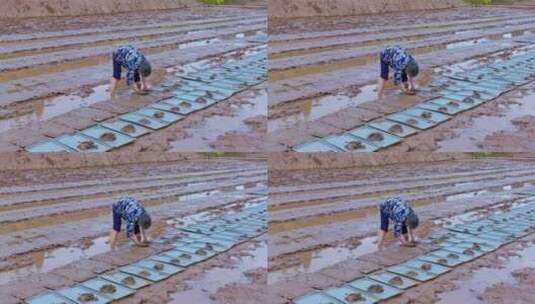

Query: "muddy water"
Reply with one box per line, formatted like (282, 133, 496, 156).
(268, 236, 376, 284)
(0, 236, 109, 285)
(168, 241, 267, 304)
(169, 88, 266, 151)
(0, 84, 108, 133)
(437, 88, 535, 151)
(436, 244, 535, 303)
(268, 84, 375, 132)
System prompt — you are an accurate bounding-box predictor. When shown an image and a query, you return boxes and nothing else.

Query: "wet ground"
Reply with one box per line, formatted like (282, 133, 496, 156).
(0, 4, 267, 152)
(0, 154, 268, 304)
(267, 6, 535, 152)
(267, 155, 535, 303)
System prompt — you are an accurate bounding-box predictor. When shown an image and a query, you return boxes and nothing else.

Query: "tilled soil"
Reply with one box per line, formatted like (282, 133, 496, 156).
(0, 154, 267, 304)
(267, 155, 535, 303)
(267, 6, 535, 152)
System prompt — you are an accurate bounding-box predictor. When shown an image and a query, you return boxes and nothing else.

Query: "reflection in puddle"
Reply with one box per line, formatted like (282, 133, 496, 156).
(169, 241, 266, 304)
(0, 236, 109, 285)
(436, 244, 535, 304)
(268, 236, 376, 284)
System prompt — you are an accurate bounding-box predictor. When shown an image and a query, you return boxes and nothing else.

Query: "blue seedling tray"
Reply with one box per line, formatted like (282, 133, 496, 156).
(368, 118, 418, 137)
(323, 285, 377, 304)
(346, 126, 401, 148)
(400, 107, 451, 124)
(155, 249, 205, 266)
(440, 93, 486, 107)
(119, 265, 170, 282)
(80, 278, 134, 300)
(387, 113, 437, 130)
(55, 285, 110, 304)
(418, 98, 469, 114)
(347, 278, 402, 301)
(367, 270, 418, 289)
(399, 259, 451, 276)
(293, 291, 344, 304)
(158, 97, 207, 114)
(99, 271, 150, 290)
(173, 243, 218, 259)
(25, 291, 75, 304)
(118, 113, 168, 130)
(26, 139, 75, 153)
(293, 140, 343, 152)
(132, 258, 184, 275)
(101, 119, 150, 138)
(79, 126, 135, 148)
(442, 245, 484, 259)
(417, 249, 472, 266)
(386, 265, 436, 282)
(323, 134, 380, 152)
(135, 107, 184, 124)
(56, 134, 111, 152)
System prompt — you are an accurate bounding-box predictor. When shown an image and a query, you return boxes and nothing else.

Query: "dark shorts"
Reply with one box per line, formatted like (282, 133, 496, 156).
(112, 207, 140, 235)
(379, 207, 408, 235)
(112, 55, 140, 83)
(380, 55, 408, 83)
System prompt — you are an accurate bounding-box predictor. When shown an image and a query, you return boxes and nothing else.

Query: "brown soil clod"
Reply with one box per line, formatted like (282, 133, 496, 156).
(99, 132, 116, 142)
(78, 293, 97, 302)
(463, 97, 475, 104)
(405, 271, 419, 277)
(179, 101, 192, 108)
(447, 101, 460, 107)
(196, 97, 208, 104)
(473, 91, 481, 98)
(463, 249, 475, 256)
(438, 258, 448, 264)
(388, 276, 403, 285)
(138, 270, 151, 277)
(196, 248, 208, 256)
(388, 124, 403, 134)
(367, 132, 384, 142)
(345, 292, 365, 302)
(121, 124, 136, 133)
(205, 243, 214, 250)
(121, 276, 136, 285)
(77, 141, 97, 150)
(180, 253, 192, 259)
(407, 118, 419, 125)
(447, 253, 459, 259)
(420, 111, 432, 119)
(99, 284, 117, 294)
(206, 91, 213, 98)
(171, 107, 181, 112)
(420, 263, 432, 271)
(438, 106, 448, 112)
(139, 118, 151, 125)
(153, 111, 165, 119)
(367, 284, 384, 293)
(153, 263, 164, 271)
(171, 258, 181, 264)
(345, 141, 365, 150)
(472, 243, 482, 250)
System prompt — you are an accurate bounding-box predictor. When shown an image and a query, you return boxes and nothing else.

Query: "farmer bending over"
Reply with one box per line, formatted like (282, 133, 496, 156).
(109, 45, 151, 99)
(377, 46, 419, 99)
(109, 197, 151, 248)
(376, 197, 419, 251)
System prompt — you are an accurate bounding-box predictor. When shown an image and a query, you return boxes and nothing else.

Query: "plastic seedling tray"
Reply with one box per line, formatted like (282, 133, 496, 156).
(386, 265, 436, 282)
(368, 270, 418, 289)
(401, 107, 451, 124)
(293, 291, 344, 304)
(56, 134, 111, 153)
(158, 249, 205, 266)
(80, 278, 134, 300)
(323, 286, 377, 304)
(173, 243, 218, 258)
(346, 126, 401, 148)
(442, 245, 484, 259)
(387, 113, 437, 130)
(368, 118, 418, 137)
(101, 119, 150, 138)
(416, 100, 464, 115)
(157, 97, 207, 114)
(99, 271, 150, 290)
(347, 278, 402, 301)
(293, 140, 343, 152)
(132, 258, 184, 275)
(26, 139, 75, 153)
(80, 126, 135, 148)
(118, 113, 168, 130)
(135, 107, 184, 124)
(25, 291, 75, 304)
(55, 285, 110, 304)
(400, 259, 451, 276)
(417, 249, 471, 266)
(323, 134, 379, 152)
(119, 265, 170, 282)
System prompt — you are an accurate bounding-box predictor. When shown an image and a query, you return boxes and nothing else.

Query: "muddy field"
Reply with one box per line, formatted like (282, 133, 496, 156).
(267, 5, 535, 152)
(0, 2, 267, 153)
(0, 153, 267, 303)
(268, 155, 535, 303)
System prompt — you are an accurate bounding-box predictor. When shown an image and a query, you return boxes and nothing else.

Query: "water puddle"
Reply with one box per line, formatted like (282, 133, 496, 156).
(437, 88, 535, 151)
(268, 84, 375, 132)
(0, 84, 108, 133)
(268, 236, 376, 284)
(168, 241, 266, 304)
(0, 236, 109, 285)
(169, 88, 266, 151)
(436, 244, 535, 304)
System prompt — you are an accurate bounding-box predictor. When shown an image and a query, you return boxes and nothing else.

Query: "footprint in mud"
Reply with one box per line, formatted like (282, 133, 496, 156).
(78, 293, 97, 302)
(153, 263, 165, 271)
(99, 284, 117, 294)
(420, 111, 432, 119)
(138, 270, 151, 277)
(367, 132, 384, 142)
(345, 141, 365, 150)
(77, 141, 97, 150)
(99, 132, 116, 142)
(153, 111, 165, 119)
(121, 276, 136, 286)
(367, 284, 384, 293)
(389, 276, 403, 286)
(388, 124, 403, 134)
(420, 263, 432, 271)
(405, 271, 419, 277)
(345, 292, 365, 302)
(121, 124, 136, 133)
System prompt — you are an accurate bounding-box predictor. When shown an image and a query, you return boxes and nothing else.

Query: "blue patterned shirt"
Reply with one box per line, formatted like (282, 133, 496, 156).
(113, 197, 147, 238)
(380, 46, 414, 85)
(112, 45, 146, 86)
(380, 197, 412, 238)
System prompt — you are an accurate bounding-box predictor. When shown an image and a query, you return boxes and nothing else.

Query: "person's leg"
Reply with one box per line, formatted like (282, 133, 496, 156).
(110, 55, 122, 98)
(377, 55, 389, 99)
(377, 205, 389, 250)
(109, 206, 122, 248)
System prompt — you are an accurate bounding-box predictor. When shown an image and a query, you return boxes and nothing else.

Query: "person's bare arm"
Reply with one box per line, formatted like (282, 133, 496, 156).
(139, 227, 148, 243)
(109, 77, 119, 99)
(377, 77, 386, 99)
(408, 76, 415, 91)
